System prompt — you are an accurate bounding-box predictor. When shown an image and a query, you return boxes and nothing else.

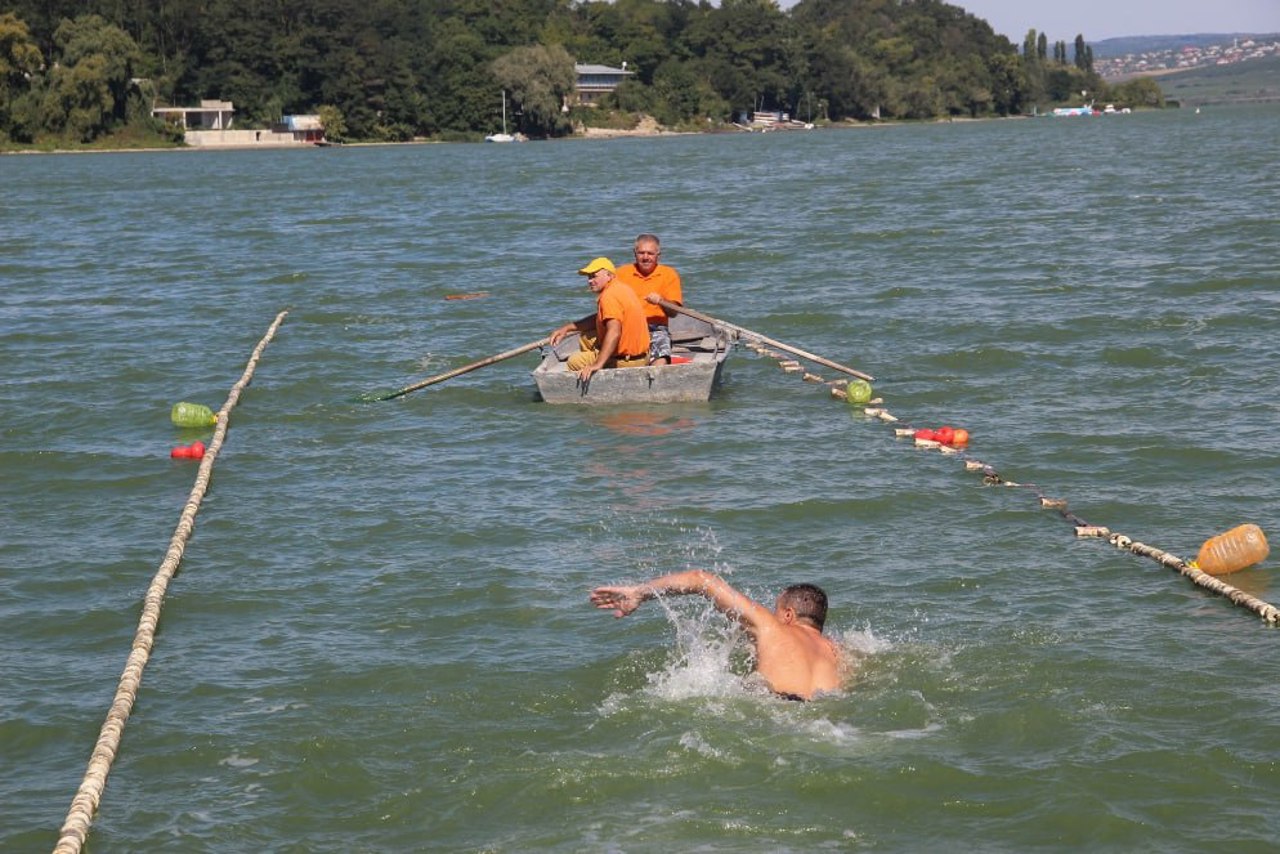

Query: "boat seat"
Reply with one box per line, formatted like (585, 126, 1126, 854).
(679, 336, 728, 352)
(669, 314, 717, 342)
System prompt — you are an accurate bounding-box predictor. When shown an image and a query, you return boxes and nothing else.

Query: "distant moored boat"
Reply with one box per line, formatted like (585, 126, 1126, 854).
(485, 90, 519, 143)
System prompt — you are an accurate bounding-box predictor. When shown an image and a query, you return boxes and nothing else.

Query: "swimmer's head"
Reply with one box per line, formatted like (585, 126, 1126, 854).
(778, 583, 828, 631)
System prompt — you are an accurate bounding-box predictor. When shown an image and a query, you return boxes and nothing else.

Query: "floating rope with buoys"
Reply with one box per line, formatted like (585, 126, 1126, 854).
(53, 310, 289, 854)
(833, 375, 1277, 625)
(670, 303, 1276, 625)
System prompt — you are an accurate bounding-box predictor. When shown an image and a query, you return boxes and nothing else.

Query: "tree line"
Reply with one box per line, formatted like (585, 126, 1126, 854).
(0, 0, 1166, 147)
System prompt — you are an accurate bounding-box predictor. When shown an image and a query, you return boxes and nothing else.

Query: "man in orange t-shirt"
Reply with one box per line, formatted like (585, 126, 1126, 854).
(549, 257, 650, 383)
(615, 233, 683, 364)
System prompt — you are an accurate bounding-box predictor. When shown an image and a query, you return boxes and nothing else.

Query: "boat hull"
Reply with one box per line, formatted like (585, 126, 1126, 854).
(533, 350, 728, 405)
(532, 315, 731, 405)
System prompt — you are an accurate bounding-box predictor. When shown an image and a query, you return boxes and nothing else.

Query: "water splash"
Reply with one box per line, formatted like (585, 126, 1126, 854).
(626, 605, 898, 706)
(642, 597, 748, 702)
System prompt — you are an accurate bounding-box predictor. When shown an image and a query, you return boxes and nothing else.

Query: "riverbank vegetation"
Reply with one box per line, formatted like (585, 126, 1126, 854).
(2, 0, 1164, 148)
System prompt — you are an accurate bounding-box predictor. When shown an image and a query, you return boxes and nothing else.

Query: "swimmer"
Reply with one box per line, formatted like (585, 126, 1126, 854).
(590, 570, 843, 701)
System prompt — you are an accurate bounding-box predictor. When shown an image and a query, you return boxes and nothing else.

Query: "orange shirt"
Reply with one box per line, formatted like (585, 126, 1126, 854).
(597, 280, 651, 360)
(616, 263, 682, 327)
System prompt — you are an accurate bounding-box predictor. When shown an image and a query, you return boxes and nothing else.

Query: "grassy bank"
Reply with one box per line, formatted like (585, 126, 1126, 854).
(1, 124, 184, 154)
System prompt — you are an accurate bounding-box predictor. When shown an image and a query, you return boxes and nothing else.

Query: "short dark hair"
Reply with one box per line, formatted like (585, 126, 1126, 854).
(781, 583, 828, 630)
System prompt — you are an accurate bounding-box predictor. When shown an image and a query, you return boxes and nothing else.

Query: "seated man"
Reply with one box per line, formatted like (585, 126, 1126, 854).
(590, 569, 845, 701)
(615, 233, 683, 365)
(549, 257, 650, 383)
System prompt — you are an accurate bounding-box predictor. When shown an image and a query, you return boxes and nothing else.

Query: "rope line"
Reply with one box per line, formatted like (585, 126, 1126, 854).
(53, 310, 289, 854)
(751, 343, 1278, 625)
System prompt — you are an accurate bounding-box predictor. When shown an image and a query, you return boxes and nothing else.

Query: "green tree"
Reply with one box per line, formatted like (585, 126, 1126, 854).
(2, 0, 1086, 139)
(41, 14, 142, 141)
(1017, 28, 1045, 107)
(649, 57, 726, 125)
(316, 103, 346, 141)
(1108, 76, 1163, 108)
(0, 13, 43, 140)
(801, 30, 890, 121)
(491, 43, 576, 137)
(987, 51, 1024, 115)
(41, 53, 106, 141)
(685, 0, 793, 114)
(790, 0, 1028, 120)
(0, 1, 81, 57)
(423, 17, 498, 134)
(612, 0, 691, 86)
(1022, 29, 1037, 63)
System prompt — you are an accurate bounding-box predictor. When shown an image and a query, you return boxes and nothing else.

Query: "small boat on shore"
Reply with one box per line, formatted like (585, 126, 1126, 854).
(1051, 104, 1097, 117)
(532, 314, 731, 405)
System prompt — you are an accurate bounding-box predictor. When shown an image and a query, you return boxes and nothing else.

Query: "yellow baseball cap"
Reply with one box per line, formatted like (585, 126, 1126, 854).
(577, 257, 615, 276)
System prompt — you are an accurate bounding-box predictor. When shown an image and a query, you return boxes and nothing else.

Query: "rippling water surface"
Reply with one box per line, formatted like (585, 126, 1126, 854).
(3, 107, 1279, 851)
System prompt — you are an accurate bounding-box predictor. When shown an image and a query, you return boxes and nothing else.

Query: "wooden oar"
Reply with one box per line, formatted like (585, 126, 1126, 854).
(365, 337, 550, 402)
(655, 299, 874, 382)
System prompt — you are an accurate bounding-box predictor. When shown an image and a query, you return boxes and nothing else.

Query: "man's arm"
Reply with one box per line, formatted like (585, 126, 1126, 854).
(644, 269, 682, 316)
(645, 292, 681, 317)
(550, 313, 594, 346)
(590, 569, 773, 634)
(578, 317, 620, 381)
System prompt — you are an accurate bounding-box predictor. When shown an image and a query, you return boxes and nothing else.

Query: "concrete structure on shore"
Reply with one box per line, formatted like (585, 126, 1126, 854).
(152, 99, 235, 131)
(152, 100, 326, 147)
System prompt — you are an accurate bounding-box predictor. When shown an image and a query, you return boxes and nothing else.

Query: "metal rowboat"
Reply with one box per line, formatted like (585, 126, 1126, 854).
(532, 313, 731, 405)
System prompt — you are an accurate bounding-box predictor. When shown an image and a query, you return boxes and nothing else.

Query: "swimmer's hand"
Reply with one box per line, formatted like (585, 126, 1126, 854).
(590, 585, 645, 618)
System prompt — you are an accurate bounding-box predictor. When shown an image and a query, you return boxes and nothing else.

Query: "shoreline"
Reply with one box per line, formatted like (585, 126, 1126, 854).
(0, 113, 1040, 155)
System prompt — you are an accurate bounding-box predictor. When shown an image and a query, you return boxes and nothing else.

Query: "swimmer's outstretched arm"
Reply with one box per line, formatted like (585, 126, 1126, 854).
(590, 569, 772, 633)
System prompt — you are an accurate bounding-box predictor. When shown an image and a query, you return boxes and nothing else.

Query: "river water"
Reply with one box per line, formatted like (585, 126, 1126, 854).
(3, 107, 1279, 851)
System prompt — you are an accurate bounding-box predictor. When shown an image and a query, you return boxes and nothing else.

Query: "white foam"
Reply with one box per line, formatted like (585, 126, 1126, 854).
(218, 753, 259, 768)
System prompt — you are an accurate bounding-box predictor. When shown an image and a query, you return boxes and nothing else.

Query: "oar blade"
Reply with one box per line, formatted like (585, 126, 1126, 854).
(357, 389, 400, 403)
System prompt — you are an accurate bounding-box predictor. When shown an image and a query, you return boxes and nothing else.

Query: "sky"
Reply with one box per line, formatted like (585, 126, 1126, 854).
(774, 0, 1280, 43)
(950, 0, 1280, 42)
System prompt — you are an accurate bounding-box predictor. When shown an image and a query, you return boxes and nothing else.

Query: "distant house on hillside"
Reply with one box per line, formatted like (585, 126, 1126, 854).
(574, 63, 634, 106)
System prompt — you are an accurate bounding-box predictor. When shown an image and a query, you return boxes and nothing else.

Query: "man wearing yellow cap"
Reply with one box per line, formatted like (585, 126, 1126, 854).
(549, 257, 651, 383)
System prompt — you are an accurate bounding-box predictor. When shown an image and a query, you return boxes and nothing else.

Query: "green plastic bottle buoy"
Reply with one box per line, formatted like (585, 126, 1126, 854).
(844, 379, 873, 405)
(171, 401, 217, 427)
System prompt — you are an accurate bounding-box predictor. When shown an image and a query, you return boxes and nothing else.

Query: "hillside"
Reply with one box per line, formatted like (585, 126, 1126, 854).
(1093, 33, 1279, 59)
(1154, 54, 1280, 106)
(1094, 33, 1279, 81)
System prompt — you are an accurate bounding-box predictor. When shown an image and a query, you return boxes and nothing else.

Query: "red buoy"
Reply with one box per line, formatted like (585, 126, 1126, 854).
(170, 442, 205, 459)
